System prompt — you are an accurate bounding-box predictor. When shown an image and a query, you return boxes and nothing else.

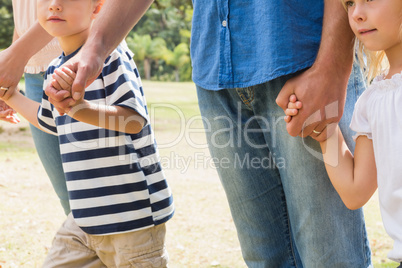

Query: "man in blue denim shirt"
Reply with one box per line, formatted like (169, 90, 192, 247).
(46, 0, 372, 267)
(191, 1, 372, 267)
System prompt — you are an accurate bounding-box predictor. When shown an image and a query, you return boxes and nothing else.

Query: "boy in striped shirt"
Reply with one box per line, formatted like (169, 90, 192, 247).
(0, 0, 174, 266)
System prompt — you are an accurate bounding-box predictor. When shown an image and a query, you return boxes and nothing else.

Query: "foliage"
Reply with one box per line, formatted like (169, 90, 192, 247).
(135, 0, 193, 50)
(127, 33, 168, 80)
(163, 43, 191, 82)
(0, 0, 193, 81)
(128, 0, 193, 81)
(0, 0, 13, 49)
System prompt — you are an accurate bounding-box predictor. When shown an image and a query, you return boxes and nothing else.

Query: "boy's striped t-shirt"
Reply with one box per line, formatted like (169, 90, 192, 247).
(38, 44, 174, 235)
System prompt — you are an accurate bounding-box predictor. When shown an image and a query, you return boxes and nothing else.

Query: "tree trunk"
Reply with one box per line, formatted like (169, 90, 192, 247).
(144, 58, 151, 80)
(175, 69, 180, 82)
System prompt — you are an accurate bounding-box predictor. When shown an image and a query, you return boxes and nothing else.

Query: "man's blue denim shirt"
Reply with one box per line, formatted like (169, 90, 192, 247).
(190, 1, 324, 90)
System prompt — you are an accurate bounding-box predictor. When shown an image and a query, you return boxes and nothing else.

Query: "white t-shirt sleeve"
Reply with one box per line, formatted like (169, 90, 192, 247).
(37, 73, 58, 136)
(102, 48, 148, 125)
(350, 91, 372, 141)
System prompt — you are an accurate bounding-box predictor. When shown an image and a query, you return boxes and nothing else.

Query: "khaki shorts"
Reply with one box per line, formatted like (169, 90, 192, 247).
(43, 213, 168, 268)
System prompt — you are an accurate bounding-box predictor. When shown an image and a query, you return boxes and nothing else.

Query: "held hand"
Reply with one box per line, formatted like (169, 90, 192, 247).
(0, 108, 21, 124)
(0, 99, 20, 124)
(45, 47, 103, 114)
(0, 88, 21, 124)
(48, 66, 77, 115)
(45, 82, 73, 115)
(51, 67, 76, 92)
(284, 94, 302, 123)
(276, 65, 348, 142)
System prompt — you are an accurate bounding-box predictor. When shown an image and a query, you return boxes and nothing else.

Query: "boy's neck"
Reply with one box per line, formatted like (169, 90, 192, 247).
(57, 30, 89, 56)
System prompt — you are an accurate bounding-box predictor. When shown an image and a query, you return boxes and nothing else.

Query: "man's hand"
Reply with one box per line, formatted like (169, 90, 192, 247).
(45, 46, 104, 115)
(276, 0, 355, 142)
(276, 63, 349, 142)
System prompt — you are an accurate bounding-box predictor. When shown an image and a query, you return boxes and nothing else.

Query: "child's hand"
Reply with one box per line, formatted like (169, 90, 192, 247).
(0, 109, 21, 124)
(51, 67, 77, 95)
(0, 100, 20, 124)
(284, 94, 303, 123)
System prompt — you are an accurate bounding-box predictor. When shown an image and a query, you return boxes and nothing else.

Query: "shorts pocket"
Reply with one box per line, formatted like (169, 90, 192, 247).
(128, 246, 168, 268)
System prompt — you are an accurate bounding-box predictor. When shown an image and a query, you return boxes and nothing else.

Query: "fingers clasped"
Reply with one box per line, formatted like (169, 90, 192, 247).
(46, 66, 77, 115)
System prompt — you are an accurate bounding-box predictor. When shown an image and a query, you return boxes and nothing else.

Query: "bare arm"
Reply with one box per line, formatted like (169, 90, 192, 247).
(1, 90, 41, 129)
(47, 63, 146, 134)
(320, 126, 377, 210)
(276, 0, 355, 141)
(0, 22, 53, 90)
(67, 100, 145, 134)
(46, 0, 154, 114)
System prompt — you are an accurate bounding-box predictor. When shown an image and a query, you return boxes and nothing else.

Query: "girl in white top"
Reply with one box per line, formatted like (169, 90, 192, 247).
(285, 0, 402, 265)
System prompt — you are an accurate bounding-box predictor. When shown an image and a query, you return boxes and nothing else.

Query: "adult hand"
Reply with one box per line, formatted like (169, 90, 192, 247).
(0, 47, 26, 94)
(45, 44, 104, 115)
(276, 63, 349, 142)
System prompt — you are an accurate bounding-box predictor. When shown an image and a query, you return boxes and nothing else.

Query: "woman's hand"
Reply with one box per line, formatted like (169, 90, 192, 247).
(0, 47, 26, 94)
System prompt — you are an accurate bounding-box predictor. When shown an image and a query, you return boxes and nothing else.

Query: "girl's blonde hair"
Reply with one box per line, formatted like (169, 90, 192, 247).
(342, 0, 402, 83)
(355, 40, 389, 83)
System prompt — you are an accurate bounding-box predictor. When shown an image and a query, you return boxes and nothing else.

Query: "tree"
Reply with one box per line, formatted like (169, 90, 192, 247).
(127, 0, 194, 81)
(132, 0, 192, 50)
(0, 0, 14, 49)
(126, 33, 167, 80)
(163, 43, 191, 82)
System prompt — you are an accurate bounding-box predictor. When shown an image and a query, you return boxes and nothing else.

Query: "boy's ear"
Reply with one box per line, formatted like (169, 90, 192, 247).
(92, 0, 104, 16)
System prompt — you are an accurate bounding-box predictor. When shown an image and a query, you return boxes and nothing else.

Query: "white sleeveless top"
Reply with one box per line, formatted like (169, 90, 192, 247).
(12, 0, 62, 73)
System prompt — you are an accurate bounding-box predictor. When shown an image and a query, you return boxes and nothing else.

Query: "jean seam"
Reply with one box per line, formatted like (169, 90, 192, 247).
(282, 192, 299, 268)
(362, 221, 371, 267)
(235, 87, 255, 110)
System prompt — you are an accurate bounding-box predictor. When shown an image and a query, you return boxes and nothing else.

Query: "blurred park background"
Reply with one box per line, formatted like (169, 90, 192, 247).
(0, 0, 193, 81)
(0, 0, 397, 267)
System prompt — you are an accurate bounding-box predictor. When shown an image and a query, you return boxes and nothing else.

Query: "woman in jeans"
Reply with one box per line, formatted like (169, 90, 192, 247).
(0, 0, 69, 215)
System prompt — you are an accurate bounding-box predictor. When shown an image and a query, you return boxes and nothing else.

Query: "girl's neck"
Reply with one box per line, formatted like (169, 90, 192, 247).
(385, 44, 402, 79)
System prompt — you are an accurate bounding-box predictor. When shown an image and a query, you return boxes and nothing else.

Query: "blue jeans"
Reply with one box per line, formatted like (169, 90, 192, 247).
(196, 64, 371, 267)
(24, 73, 70, 215)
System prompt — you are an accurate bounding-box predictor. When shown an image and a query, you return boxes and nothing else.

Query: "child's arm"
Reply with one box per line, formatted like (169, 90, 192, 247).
(0, 88, 41, 128)
(320, 125, 377, 209)
(67, 101, 145, 134)
(285, 95, 377, 209)
(52, 68, 145, 134)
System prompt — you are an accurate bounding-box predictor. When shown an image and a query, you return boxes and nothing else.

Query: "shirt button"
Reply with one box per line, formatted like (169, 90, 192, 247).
(222, 20, 227, 27)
